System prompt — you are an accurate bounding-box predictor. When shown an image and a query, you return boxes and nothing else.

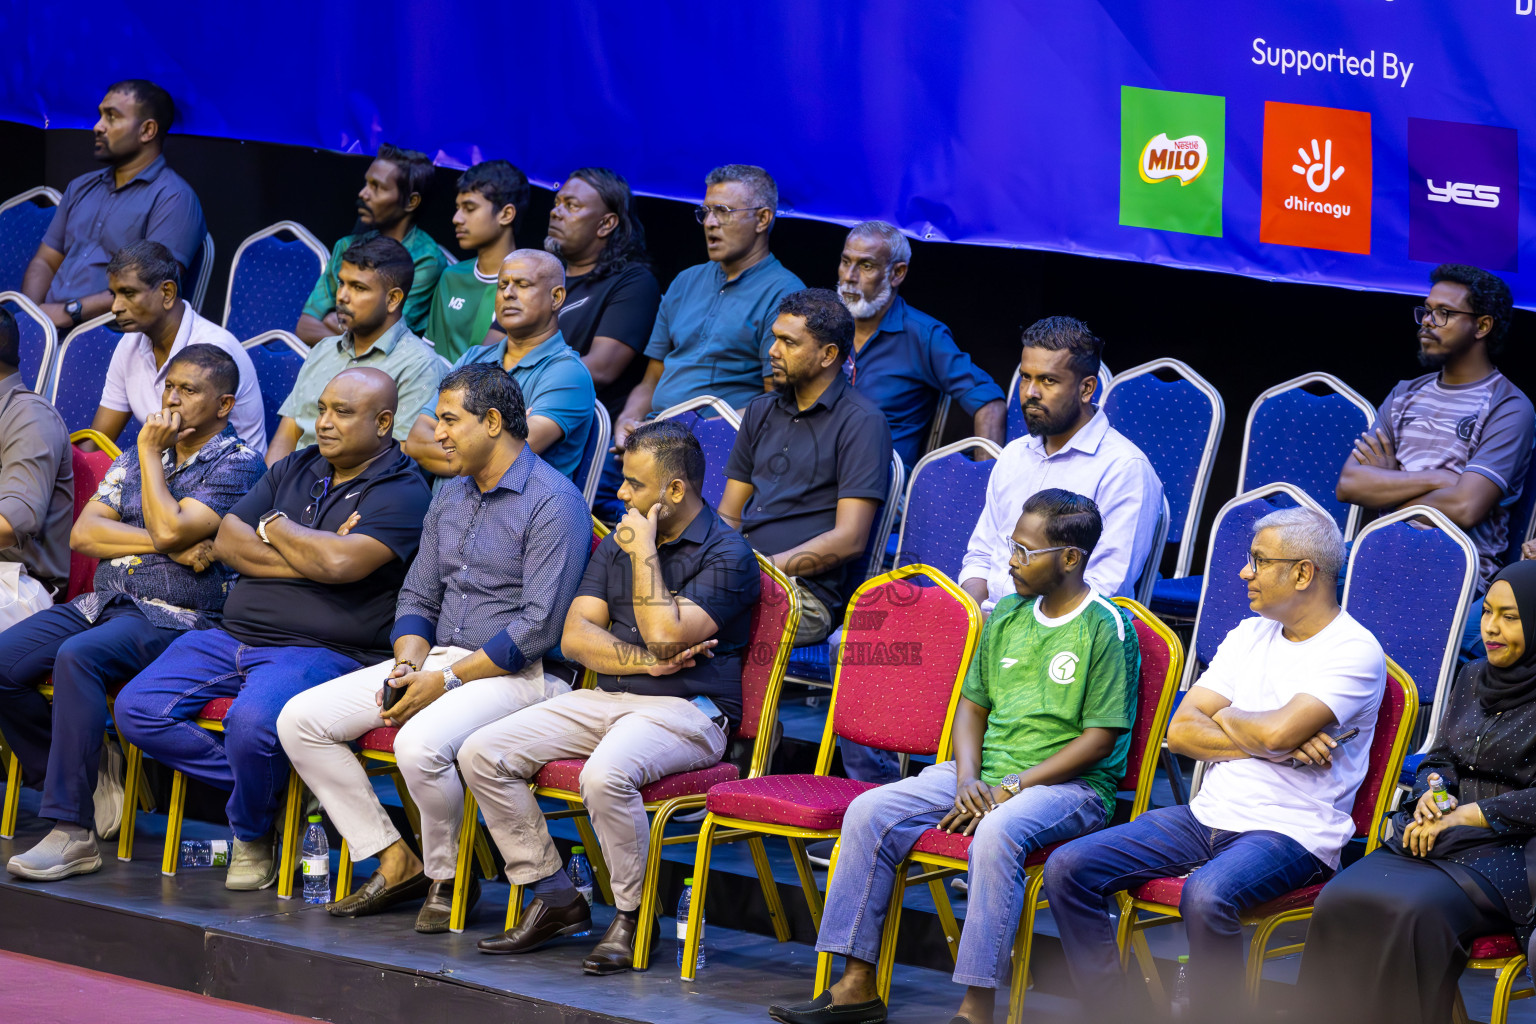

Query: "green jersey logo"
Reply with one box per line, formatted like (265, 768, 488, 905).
(1120, 86, 1226, 237)
(1048, 651, 1079, 685)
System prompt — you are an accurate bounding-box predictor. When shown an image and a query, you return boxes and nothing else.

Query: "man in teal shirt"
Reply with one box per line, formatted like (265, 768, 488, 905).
(406, 250, 594, 482)
(295, 144, 447, 345)
(424, 161, 527, 363)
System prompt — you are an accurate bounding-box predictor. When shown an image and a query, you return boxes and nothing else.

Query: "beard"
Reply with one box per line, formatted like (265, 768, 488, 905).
(838, 280, 892, 320)
(1416, 348, 1449, 370)
(1023, 401, 1079, 438)
(543, 236, 564, 258)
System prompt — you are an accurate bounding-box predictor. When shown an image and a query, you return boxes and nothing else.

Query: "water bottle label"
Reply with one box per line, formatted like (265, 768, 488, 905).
(302, 855, 329, 876)
(677, 920, 688, 941)
(210, 840, 230, 867)
(578, 884, 594, 907)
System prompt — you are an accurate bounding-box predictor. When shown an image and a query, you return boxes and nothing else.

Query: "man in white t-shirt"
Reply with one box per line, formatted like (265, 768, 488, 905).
(85, 240, 267, 454)
(1042, 506, 1385, 1023)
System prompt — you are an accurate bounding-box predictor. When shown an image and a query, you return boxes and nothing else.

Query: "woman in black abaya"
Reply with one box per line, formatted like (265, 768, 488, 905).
(1297, 560, 1536, 1024)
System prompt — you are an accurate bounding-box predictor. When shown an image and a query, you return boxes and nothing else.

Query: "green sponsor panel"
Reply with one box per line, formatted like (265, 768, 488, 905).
(1119, 86, 1225, 237)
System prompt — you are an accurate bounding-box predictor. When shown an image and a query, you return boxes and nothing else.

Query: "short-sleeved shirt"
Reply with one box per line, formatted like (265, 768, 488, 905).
(1375, 370, 1535, 589)
(42, 156, 206, 303)
(0, 375, 73, 591)
(1188, 611, 1386, 869)
(847, 296, 1006, 471)
(74, 425, 264, 630)
(392, 445, 591, 673)
(578, 503, 761, 727)
(644, 255, 805, 412)
(960, 589, 1139, 815)
(421, 332, 594, 481)
(557, 263, 662, 418)
(279, 320, 445, 450)
(725, 373, 892, 617)
(100, 302, 268, 454)
(301, 227, 447, 335)
(423, 259, 498, 364)
(222, 442, 430, 663)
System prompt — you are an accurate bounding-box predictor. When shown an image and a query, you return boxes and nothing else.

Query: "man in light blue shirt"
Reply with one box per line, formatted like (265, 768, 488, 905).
(406, 250, 593, 481)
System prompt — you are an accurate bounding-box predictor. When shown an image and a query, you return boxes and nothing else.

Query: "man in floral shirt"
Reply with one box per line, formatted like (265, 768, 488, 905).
(0, 344, 263, 881)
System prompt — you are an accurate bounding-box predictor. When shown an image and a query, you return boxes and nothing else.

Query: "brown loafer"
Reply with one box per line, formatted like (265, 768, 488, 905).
(415, 875, 480, 934)
(326, 869, 431, 918)
(581, 911, 660, 975)
(477, 896, 592, 954)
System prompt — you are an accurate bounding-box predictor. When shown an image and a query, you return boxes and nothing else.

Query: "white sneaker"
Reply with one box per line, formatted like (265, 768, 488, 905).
(7, 828, 102, 881)
(226, 832, 279, 890)
(93, 739, 125, 841)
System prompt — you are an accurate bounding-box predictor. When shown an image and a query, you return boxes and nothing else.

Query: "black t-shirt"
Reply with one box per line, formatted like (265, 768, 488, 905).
(222, 442, 431, 664)
(577, 503, 760, 727)
(556, 262, 662, 418)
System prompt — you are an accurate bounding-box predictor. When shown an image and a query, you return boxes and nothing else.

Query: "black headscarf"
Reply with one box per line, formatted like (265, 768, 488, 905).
(1478, 560, 1536, 713)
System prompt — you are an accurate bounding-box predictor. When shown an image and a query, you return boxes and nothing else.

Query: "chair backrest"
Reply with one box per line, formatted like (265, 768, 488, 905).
(1353, 659, 1418, 850)
(1114, 598, 1185, 819)
(241, 330, 309, 445)
(859, 452, 906, 581)
(1102, 358, 1224, 579)
(0, 291, 58, 394)
(1342, 504, 1477, 754)
(894, 438, 1001, 578)
(655, 396, 741, 509)
(49, 314, 138, 445)
(739, 556, 801, 776)
(923, 394, 953, 457)
(1239, 373, 1375, 539)
(189, 232, 215, 314)
(223, 222, 329, 341)
(1133, 493, 1171, 606)
(819, 565, 981, 767)
(1005, 361, 1114, 443)
(438, 244, 459, 266)
(1184, 483, 1328, 688)
(575, 401, 611, 507)
(0, 187, 60, 293)
(1504, 438, 1536, 566)
(66, 430, 120, 601)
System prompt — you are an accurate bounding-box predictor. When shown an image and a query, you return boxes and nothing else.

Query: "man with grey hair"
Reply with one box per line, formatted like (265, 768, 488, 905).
(405, 248, 594, 481)
(1044, 504, 1386, 1022)
(837, 220, 1005, 471)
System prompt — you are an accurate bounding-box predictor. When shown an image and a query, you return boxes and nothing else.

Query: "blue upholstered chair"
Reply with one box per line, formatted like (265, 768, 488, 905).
(188, 232, 215, 314)
(892, 438, 1002, 579)
(0, 291, 58, 394)
(0, 187, 60, 294)
(223, 222, 329, 342)
(241, 330, 309, 445)
(575, 401, 612, 507)
(655, 396, 742, 510)
(48, 314, 137, 446)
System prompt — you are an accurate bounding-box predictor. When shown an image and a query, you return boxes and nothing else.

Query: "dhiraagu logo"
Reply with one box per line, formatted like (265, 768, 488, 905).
(1120, 86, 1226, 237)
(1047, 651, 1080, 685)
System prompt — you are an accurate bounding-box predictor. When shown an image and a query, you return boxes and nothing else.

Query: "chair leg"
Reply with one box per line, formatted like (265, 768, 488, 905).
(335, 839, 354, 899)
(161, 770, 187, 877)
(505, 881, 525, 930)
(874, 856, 908, 1005)
(1491, 959, 1527, 1024)
(927, 876, 962, 962)
(1131, 929, 1165, 1005)
(117, 743, 142, 861)
(635, 800, 680, 972)
(391, 773, 422, 841)
(681, 819, 719, 982)
(747, 835, 792, 943)
(0, 745, 21, 839)
(1245, 915, 1285, 1002)
(570, 803, 615, 906)
(449, 791, 480, 934)
(786, 837, 825, 930)
(276, 771, 304, 900)
(1007, 871, 1046, 1024)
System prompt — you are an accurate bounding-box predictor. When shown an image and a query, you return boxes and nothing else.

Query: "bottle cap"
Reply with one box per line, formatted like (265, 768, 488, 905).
(684, 877, 694, 885)
(1177, 954, 1189, 964)
(307, 813, 322, 823)
(571, 845, 585, 854)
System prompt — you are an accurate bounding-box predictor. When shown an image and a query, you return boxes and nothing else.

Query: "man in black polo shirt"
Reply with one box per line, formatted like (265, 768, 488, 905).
(460, 418, 759, 974)
(116, 367, 430, 891)
(720, 288, 892, 644)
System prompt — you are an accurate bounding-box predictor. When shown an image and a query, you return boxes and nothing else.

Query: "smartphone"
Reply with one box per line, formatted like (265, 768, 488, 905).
(1285, 726, 1359, 768)
(382, 677, 407, 713)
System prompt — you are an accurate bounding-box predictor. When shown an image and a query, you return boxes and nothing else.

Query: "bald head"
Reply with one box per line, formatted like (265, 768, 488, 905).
(496, 249, 567, 342)
(315, 367, 399, 468)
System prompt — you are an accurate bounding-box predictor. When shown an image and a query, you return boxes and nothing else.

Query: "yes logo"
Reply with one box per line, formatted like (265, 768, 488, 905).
(1047, 651, 1079, 685)
(1119, 86, 1225, 237)
(1408, 118, 1518, 271)
(1260, 101, 1372, 255)
(1427, 181, 1500, 209)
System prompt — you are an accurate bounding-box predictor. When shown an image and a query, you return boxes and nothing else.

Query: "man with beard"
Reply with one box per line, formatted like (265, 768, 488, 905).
(22, 81, 206, 333)
(1337, 264, 1532, 606)
(296, 144, 447, 345)
(719, 288, 891, 645)
(960, 317, 1162, 616)
(459, 418, 758, 973)
(267, 236, 444, 465)
(836, 221, 1005, 472)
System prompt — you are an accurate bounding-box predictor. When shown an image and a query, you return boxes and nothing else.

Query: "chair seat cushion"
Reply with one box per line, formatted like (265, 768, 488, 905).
(1132, 875, 1323, 916)
(358, 727, 400, 753)
(535, 759, 742, 802)
(787, 642, 831, 683)
(1400, 752, 1426, 787)
(705, 774, 880, 830)
(1469, 933, 1523, 960)
(910, 828, 1068, 868)
(197, 697, 234, 722)
(1150, 575, 1203, 620)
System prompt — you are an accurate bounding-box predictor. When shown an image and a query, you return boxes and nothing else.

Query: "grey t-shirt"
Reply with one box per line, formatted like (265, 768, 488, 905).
(0, 374, 73, 592)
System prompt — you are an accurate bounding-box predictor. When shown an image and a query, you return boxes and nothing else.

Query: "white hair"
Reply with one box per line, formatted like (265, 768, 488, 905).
(502, 247, 565, 289)
(847, 220, 912, 266)
(1253, 506, 1345, 582)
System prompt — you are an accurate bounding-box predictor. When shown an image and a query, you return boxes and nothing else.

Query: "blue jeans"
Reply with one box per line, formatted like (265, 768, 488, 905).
(114, 628, 360, 840)
(817, 760, 1106, 988)
(1043, 805, 1327, 1020)
(0, 598, 182, 830)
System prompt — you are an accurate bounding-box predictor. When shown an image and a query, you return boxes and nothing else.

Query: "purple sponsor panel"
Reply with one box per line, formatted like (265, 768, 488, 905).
(1408, 117, 1519, 271)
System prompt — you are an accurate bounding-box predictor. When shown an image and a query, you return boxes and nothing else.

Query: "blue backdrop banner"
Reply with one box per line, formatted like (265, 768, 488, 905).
(5, 1, 1535, 306)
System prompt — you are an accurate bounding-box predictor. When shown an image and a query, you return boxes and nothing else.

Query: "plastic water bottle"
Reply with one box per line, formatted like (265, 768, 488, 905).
(567, 845, 595, 908)
(1428, 772, 1456, 812)
(1171, 954, 1191, 1019)
(301, 813, 331, 905)
(676, 877, 706, 971)
(179, 837, 231, 868)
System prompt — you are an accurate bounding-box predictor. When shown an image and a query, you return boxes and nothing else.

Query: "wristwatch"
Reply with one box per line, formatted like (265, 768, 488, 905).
(257, 509, 288, 544)
(998, 773, 1022, 796)
(441, 665, 464, 691)
(64, 299, 83, 327)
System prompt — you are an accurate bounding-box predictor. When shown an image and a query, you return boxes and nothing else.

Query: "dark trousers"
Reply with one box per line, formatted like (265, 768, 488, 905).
(0, 599, 181, 830)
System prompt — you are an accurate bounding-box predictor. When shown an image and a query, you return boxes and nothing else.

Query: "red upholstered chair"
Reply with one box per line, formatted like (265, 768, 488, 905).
(828, 598, 1184, 1024)
(1459, 934, 1533, 1024)
(1116, 657, 1418, 1003)
(679, 564, 982, 980)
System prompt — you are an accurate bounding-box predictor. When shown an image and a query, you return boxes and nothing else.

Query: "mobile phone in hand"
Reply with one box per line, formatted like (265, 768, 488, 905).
(1285, 726, 1359, 768)
(382, 677, 407, 713)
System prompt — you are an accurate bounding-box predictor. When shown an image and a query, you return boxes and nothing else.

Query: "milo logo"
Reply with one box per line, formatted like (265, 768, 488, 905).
(1139, 133, 1210, 186)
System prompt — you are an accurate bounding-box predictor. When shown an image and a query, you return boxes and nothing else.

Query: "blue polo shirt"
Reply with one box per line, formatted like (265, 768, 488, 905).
(644, 254, 804, 412)
(421, 331, 594, 481)
(42, 155, 206, 302)
(848, 296, 1006, 471)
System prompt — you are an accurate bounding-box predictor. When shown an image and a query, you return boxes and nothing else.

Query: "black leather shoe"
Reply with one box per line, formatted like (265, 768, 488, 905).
(415, 874, 481, 934)
(327, 870, 431, 918)
(767, 992, 889, 1024)
(477, 895, 592, 954)
(581, 911, 660, 975)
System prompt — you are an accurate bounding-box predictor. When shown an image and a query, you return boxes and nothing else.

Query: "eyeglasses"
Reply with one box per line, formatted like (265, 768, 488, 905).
(694, 204, 767, 224)
(302, 476, 332, 526)
(1413, 305, 1479, 328)
(1245, 551, 1306, 573)
(1004, 536, 1079, 566)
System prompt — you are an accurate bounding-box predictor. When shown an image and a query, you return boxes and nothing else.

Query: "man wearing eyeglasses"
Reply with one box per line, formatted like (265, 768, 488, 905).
(116, 367, 431, 891)
(1337, 264, 1532, 634)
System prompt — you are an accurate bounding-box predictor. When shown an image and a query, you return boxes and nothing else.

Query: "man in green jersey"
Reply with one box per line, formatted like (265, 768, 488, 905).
(424, 161, 528, 363)
(769, 488, 1139, 1024)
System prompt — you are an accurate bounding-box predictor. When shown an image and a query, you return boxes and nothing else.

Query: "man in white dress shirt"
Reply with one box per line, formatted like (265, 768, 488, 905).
(960, 316, 1161, 614)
